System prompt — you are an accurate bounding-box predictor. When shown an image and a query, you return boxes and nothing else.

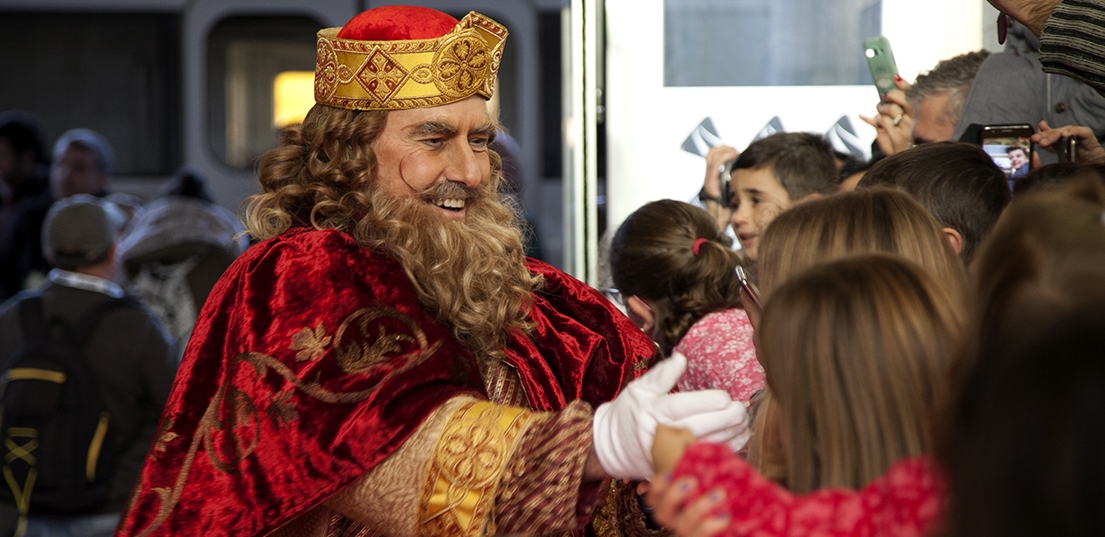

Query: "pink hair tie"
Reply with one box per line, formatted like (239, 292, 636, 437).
(693, 237, 708, 255)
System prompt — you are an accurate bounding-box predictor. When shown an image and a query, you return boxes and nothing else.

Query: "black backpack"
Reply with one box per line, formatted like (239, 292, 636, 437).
(0, 295, 131, 518)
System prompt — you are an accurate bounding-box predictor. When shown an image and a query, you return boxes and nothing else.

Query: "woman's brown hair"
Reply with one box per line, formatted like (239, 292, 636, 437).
(759, 254, 963, 492)
(758, 187, 966, 303)
(935, 178, 1105, 537)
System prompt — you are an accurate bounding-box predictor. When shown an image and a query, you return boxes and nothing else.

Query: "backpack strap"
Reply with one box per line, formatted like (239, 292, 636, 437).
(16, 294, 137, 357)
(16, 295, 47, 347)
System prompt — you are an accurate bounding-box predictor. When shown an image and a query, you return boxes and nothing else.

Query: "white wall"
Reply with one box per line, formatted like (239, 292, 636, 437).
(604, 0, 989, 230)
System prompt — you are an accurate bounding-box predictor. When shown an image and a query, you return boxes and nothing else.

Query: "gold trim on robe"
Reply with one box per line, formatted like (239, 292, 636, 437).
(418, 401, 538, 535)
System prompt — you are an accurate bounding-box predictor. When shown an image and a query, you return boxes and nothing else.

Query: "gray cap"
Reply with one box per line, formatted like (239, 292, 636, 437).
(42, 194, 124, 270)
(53, 128, 114, 176)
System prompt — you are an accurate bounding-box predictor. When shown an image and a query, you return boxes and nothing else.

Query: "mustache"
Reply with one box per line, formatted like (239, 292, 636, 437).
(417, 180, 484, 203)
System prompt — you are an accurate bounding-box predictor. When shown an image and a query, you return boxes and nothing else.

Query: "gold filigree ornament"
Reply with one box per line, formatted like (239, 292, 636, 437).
(290, 323, 331, 362)
(333, 305, 437, 374)
(314, 11, 508, 110)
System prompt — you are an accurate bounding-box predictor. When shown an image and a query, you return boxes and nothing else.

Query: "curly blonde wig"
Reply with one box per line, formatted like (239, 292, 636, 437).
(244, 104, 385, 238)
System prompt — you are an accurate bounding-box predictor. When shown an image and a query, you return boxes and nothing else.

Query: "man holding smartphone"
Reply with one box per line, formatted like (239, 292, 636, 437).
(861, 51, 990, 155)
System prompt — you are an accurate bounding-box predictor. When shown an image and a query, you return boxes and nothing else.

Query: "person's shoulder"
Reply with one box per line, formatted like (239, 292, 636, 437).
(695, 308, 751, 331)
(525, 257, 582, 288)
(524, 257, 559, 276)
(0, 290, 41, 322)
(245, 228, 373, 266)
(226, 227, 397, 294)
(91, 293, 156, 321)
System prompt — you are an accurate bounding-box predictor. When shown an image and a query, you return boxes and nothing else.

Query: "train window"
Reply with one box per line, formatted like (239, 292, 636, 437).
(0, 12, 182, 176)
(664, 0, 882, 86)
(208, 16, 320, 169)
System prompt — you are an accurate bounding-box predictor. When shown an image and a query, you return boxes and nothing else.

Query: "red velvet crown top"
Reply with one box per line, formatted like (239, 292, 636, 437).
(337, 5, 459, 41)
(316, 6, 507, 110)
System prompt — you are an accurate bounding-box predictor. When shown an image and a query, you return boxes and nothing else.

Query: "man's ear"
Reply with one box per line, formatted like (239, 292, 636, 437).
(627, 295, 656, 334)
(942, 227, 963, 256)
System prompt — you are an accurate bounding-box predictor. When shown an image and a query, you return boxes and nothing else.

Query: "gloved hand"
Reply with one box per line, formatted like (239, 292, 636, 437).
(591, 352, 750, 480)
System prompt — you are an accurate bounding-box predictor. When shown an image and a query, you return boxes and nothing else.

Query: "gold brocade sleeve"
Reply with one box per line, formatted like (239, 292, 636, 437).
(417, 400, 538, 535)
(416, 400, 599, 536)
(491, 400, 598, 534)
(315, 397, 473, 537)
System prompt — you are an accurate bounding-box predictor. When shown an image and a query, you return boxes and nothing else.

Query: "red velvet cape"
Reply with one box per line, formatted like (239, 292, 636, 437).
(117, 228, 654, 536)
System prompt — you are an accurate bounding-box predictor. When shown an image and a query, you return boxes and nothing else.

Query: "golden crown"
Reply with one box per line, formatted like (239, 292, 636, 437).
(314, 11, 508, 111)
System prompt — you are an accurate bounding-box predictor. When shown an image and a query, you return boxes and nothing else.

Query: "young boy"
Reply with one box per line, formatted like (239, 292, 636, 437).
(725, 133, 838, 260)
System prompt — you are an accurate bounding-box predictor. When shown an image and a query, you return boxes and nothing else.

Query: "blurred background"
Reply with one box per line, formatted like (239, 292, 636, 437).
(0, 0, 1002, 282)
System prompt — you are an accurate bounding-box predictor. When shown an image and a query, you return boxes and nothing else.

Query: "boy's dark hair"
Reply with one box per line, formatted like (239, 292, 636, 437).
(1014, 163, 1105, 196)
(838, 157, 875, 184)
(858, 141, 1009, 264)
(732, 132, 838, 201)
(159, 167, 216, 203)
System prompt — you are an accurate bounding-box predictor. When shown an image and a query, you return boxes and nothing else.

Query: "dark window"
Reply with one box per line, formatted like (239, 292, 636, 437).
(538, 10, 563, 178)
(207, 16, 320, 169)
(0, 12, 182, 175)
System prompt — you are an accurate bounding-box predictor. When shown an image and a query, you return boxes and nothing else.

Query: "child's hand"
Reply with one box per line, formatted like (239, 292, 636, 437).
(652, 424, 698, 475)
(645, 469, 729, 537)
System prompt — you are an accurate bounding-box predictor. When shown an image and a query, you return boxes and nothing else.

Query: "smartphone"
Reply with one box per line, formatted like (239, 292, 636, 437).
(735, 265, 761, 310)
(1057, 136, 1078, 163)
(720, 161, 734, 207)
(863, 36, 898, 101)
(980, 124, 1034, 180)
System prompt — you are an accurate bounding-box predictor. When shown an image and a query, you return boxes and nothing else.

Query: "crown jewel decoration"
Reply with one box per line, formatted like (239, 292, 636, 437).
(314, 11, 507, 111)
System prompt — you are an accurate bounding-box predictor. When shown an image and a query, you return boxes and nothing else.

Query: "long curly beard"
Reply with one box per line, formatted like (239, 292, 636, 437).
(352, 180, 541, 364)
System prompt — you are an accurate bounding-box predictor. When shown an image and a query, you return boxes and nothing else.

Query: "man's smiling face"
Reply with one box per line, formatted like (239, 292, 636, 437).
(370, 96, 496, 220)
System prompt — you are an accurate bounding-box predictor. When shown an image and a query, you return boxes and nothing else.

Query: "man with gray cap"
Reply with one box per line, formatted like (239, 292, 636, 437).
(0, 195, 176, 537)
(50, 129, 113, 200)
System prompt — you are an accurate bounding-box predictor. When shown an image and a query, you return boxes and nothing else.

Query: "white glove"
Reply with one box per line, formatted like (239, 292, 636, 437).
(591, 352, 750, 480)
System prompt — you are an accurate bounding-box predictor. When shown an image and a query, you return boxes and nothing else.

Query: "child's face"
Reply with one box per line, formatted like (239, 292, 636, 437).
(729, 165, 792, 260)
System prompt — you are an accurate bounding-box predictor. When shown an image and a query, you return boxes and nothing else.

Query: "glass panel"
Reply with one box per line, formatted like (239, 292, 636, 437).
(0, 12, 181, 175)
(664, 0, 882, 86)
(207, 16, 320, 169)
(273, 71, 315, 129)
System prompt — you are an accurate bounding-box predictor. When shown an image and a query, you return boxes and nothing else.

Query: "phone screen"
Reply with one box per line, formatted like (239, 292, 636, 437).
(980, 125, 1033, 180)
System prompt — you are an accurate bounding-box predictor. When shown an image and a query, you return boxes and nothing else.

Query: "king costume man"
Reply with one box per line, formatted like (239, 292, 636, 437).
(117, 6, 748, 536)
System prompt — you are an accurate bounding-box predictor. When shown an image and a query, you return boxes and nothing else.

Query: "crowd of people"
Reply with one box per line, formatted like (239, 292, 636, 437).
(2, 0, 1105, 536)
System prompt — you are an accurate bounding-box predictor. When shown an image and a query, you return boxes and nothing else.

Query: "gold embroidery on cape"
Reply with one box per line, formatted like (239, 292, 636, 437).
(130, 304, 442, 537)
(291, 323, 331, 362)
(151, 418, 177, 457)
(418, 401, 538, 536)
(314, 11, 507, 111)
(334, 306, 434, 373)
